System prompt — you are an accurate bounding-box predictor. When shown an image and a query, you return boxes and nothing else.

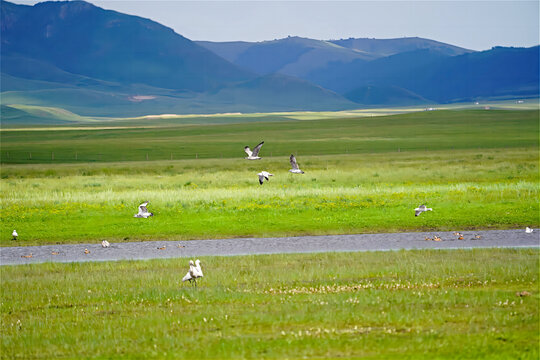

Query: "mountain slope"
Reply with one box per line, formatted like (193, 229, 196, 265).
(307, 46, 539, 103)
(0, 1, 359, 118)
(330, 37, 473, 57)
(197, 37, 374, 77)
(1, 0, 253, 92)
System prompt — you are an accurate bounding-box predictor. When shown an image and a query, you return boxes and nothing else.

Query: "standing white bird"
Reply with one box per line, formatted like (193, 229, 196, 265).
(182, 260, 195, 284)
(194, 259, 203, 278)
(134, 201, 153, 218)
(101, 240, 110, 248)
(415, 204, 432, 217)
(289, 154, 304, 174)
(12, 230, 18, 240)
(257, 171, 273, 185)
(244, 141, 264, 160)
(525, 227, 534, 233)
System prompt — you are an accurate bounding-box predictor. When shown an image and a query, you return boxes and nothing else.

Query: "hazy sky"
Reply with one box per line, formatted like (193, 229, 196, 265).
(12, 0, 540, 51)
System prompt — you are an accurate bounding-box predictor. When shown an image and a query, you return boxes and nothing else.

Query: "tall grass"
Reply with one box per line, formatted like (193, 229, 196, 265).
(1, 249, 538, 359)
(0, 148, 537, 245)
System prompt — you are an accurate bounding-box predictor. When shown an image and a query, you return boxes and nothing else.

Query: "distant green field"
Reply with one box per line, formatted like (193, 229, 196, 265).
(0, 109, 538, 163)
(1, 249, 538, 359)
(0, 109, 537, 245)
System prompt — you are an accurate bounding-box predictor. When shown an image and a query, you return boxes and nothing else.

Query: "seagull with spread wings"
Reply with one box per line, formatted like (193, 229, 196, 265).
(414, 204, 432, 217)
(134, 201, 153, 218)
(257, 171, 273, 185)
(289, 154, 304, 174)
(244, 141, 264, 160)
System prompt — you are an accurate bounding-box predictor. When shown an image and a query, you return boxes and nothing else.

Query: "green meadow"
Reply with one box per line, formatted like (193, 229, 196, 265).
(0, 109, 538, 245)
(1, 109, 539, 359)
(1, 249, 538, 359)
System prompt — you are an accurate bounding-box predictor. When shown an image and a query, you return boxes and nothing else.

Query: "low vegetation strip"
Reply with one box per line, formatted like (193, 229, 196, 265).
(0, 148, 537, 245)
(0, 109, 538, 164)
(1, 249, 538, 359)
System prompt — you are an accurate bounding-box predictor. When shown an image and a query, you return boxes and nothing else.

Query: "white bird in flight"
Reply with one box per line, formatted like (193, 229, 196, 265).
(289, 154, 304, 174)
(134, 201, 153, 218)
(415, 204, 432, 217)
(244, 141, 264, 160)
(12, 230, 18, 240)
(526, 227, 534, 233)
(257, 171, 273, 185)
(101, 240, 110, 248)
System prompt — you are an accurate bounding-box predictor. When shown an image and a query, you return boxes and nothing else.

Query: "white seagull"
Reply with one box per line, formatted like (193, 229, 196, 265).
(194, 259, 204, 279)
(12, 230, 18, 240)
(526, 227, 534, 233)
(134, 201, 153, 218)
(182, 260, 195, 284)
(101, 240, 110, 248)
(289, 154, 304, 174)
(415, 204, 432, 217)
(244, 141, 264, 160)
(257, 171, 273, 185)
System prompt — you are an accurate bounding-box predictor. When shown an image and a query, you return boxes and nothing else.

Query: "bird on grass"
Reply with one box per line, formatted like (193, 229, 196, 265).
(414, 204, 432, 217)
(257, 171, 273, 185)
(182, 259, 204, 286)
(525, 227, 534, 233)
(134, 201, 153, 218)
(289, 154, 304, 174)
(12, 230, 18, 240)
(182, 260, 195, 284)
(244, 141, 264, 160)
(101, 240, 110, 248)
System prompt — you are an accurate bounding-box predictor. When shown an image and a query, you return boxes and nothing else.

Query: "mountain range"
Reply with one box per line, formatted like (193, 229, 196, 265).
(1, 0, 538, 122)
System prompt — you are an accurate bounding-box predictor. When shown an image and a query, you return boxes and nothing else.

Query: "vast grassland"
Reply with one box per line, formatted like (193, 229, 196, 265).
(0, 110, 537, 163)
(1, 249, 538, 359)
(0, 110, 538, 245)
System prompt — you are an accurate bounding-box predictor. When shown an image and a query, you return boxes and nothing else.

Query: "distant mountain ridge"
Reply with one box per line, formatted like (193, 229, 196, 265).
(0, 0, 357, 117)
(1, 0, 538, 123)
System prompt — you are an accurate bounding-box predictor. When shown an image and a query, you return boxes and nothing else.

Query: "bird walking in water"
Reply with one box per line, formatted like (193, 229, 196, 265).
(415, 204, 432, 217)
(244, 141, 264, 160)
(12, 230, 18, 240)
(257, 171, 273, 185)
(289, 154, 304, 174)
(134, 201, 153, 218)
(526, 227, 534, 233)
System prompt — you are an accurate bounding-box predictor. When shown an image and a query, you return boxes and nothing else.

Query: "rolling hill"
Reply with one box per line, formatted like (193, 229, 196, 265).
(0, 0, 357, 119)
(1, 0, 538, 123)
(306, 46, 540, 103)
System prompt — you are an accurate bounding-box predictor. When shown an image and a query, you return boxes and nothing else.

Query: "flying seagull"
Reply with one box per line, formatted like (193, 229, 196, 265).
(257, 171, 273, 185)
(414, 204, 432, 216)
(289, 154, 304, 174)
(101, 240, 110, 248)
(134, 201, 153, 218)
(244, 141, 264, 160)
(12, 230, 18, 240)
